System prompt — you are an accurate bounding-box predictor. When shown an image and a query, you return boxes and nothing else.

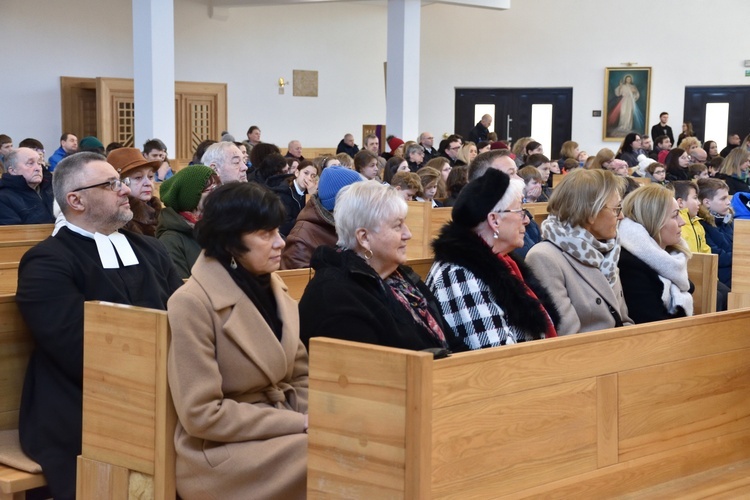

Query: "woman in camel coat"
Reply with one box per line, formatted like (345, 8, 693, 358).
(168, 183, 308, 499)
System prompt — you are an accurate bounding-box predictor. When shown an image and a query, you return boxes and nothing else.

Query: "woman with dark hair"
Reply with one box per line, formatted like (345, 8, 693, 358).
(616, 132, 642, 167)
(524, 141, 543, 162)
(664, 148, 691, 181)
(167, 182, 308, 499)
(444, 165, 468, 207)
(249, 142, 281, 171)
(249, 152, 291, 187)
(704, 140, 719, 161)
(382, 156, 409, 184)
(427, 169, 559, 351)
(274, 159, 320, 237)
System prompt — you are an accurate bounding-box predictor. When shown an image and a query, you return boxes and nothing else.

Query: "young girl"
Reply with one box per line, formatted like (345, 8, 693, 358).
(415, 166, 443, 207)
(697, 178, 733, 288)
(274, 160, 320, 237)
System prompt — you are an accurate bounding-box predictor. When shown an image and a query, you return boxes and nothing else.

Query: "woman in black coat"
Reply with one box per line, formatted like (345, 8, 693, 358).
(299, 181, 449, 352)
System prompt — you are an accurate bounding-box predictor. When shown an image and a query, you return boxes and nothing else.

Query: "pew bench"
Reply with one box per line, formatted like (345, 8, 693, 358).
(0, 295, 46, 499)
(307, 308, 750, 498)
(77, 301, 175, 499)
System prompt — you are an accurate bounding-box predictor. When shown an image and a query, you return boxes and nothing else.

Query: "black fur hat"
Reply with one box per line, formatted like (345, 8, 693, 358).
(451, 168, 510, 228)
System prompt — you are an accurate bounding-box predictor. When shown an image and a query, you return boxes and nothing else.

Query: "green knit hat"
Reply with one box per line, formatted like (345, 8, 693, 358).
(159, 165, 215, 212)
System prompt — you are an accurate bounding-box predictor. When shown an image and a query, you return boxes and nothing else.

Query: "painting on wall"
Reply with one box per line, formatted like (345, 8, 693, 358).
(603, 67, 651, 141)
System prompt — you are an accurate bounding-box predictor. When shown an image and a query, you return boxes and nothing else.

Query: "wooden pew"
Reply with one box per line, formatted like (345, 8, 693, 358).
(307, 309, 750, 498)
(688, 252, 718, 315)
(0, 264, 19, 296)
(729, 218, 750, 309)
(280, 147, 337, 159)
(0, 295, 47, 499)
(524, 201, 548, 226)
(276, 268, 315, 302)
(0, 224, 52, 266)
(77, 301, 176, 499)
(405, 201, 431, 260)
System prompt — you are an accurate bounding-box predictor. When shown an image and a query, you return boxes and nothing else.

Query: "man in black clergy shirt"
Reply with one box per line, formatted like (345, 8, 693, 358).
(16, 152, 183, 499)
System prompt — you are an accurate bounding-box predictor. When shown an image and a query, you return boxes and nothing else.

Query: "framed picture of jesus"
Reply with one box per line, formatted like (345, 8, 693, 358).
(603, 67, 651, 141)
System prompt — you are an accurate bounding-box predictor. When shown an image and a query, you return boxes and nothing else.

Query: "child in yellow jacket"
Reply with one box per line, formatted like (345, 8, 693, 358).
(673, 180, 711, 253)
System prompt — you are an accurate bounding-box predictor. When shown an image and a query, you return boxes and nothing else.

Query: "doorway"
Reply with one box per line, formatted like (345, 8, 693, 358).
(455, 88, 573, 157)
(683, 86, 750, 146)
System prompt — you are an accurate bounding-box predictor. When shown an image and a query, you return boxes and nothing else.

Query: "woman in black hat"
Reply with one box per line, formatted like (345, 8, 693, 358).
(425, 169, 559, 353)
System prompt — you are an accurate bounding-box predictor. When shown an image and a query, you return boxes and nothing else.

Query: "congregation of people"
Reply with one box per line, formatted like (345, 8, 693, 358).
(1, 113, 748, 498)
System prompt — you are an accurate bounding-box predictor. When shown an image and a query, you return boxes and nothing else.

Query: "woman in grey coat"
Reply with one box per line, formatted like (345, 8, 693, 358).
(525, 169, 633, 335)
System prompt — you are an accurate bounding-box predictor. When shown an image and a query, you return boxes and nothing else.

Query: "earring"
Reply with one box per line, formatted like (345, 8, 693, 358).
(493, 231, 499, 239)
(363, 249, 373, 260)
(230, 256, 238, 270)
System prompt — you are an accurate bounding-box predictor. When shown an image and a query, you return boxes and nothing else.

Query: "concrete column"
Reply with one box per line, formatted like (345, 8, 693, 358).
(386, 0, 420, 142)
(132, 0, 175, 155)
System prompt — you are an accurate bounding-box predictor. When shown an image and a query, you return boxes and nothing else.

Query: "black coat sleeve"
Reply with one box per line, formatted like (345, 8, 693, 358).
(618, 249, 686, 324)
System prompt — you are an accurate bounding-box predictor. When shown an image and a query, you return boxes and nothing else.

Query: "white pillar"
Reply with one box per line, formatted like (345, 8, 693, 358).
(132, 0, 175, 155)
(386, 0, 420, 142)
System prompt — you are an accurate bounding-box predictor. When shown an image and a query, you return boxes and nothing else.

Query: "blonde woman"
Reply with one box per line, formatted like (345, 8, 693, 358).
(618, 184, 693, 323)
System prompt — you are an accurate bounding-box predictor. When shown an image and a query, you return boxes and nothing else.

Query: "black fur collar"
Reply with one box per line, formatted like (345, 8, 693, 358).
(431, 222, 561, 336)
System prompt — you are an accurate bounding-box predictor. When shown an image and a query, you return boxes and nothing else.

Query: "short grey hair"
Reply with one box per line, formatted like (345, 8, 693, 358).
(4, 149, 21, 172)
(53, 152, 106, 213)
(201, 142, 236, 167)
(335, 180, 408, 250)
(405, 143, 424, 158)
(468, 149, 511, 181)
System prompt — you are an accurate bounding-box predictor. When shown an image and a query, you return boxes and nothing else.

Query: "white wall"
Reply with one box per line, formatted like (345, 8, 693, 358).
(2, 0, 749, 156)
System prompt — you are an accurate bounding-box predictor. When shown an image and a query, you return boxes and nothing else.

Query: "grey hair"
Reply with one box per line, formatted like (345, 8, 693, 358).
(4, 149, 21, 173)
(334, 180, 408, 250)
(405, 143, 424, 158)
(201, 142, 236, 168)
(52, 152, 106, 214)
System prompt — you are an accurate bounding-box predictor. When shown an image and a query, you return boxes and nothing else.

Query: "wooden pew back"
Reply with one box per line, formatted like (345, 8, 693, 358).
(688, 252, 718, 314)
(0, 225, 53, 243)
(78, 301, 176, 499)
(730, 219, 750, 308)
(275, 268, 315, 302)
(308, 309, 750, 498)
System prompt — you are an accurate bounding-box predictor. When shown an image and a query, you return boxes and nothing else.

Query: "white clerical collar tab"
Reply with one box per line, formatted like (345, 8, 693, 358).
(93, 232, 139, 269)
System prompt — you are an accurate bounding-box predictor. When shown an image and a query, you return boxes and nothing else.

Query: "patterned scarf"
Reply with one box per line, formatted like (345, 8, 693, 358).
(385, 270, 447, 347)
(541, 214, 621, 287)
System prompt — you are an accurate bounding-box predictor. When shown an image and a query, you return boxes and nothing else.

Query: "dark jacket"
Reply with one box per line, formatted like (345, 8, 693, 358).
(16, 227, 182, 499)
(280, 194, 337, 269)
(273, 181, 306, 237)
(123, 195, 162, 236)
(336, 139, 359, 158)
(156, 207, 201, 279)
(715, 173, 750, 195)
(650, 124, 674, 146)
(514, 215, 541, 260)
(248, 169, 293, 189)
(0, 172, 55, 225)
(666, 166, 689, 182)
(427, 222, 560, 352)
(468, 121, 490, 144)
(422, 146, 439, 163)
(617, 247, 693, 324)
(299, 246, 449, 352)
(699, 216, 733, 288)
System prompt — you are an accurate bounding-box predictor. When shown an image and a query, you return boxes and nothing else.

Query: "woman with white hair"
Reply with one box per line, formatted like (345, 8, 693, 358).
(618, 184, 693, 323)
(525, 169, 633, 335)
(426, 169, 559, 352)
(299, 181, 450, 351)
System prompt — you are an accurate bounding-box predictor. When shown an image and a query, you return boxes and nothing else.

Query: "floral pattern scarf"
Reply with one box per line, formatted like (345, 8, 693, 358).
(385, 270, 447, 347)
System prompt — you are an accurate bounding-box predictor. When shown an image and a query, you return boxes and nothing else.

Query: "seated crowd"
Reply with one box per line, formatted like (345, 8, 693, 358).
(0, 123, 747, 498)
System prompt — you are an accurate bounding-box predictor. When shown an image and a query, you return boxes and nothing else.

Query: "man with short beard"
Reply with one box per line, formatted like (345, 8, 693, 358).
(16, 152, 182, 500)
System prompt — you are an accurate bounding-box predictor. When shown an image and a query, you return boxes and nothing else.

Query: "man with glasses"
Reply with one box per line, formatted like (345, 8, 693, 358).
(0, 147, 55, 224)
(418, 131, 438, 162)
(15, 151, 182, 499)
(441, 135, 463, 166)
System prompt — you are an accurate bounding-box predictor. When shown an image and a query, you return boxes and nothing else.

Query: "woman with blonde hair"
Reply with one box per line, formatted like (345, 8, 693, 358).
(425, 157, 450, 198)
(618, 184, 693, 323)
(678, 136, 701, 154)
(456, 141, 478, 166)
(715, 147, 750, 195)
(557, 140, 580, 171)
(525, 169, 632, 335)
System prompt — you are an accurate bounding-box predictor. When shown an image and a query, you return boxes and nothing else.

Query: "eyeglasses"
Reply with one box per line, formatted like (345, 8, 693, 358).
(448, 146, 461, 151)
(72, 177, 130, 193)
(497, 208, 529, 219)
(606, 205, 623, 216)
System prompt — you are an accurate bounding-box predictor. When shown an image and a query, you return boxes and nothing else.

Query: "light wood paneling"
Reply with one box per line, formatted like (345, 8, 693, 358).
(524, 201, 549, 226)
(732, 219, 750, 293)
(76, 457, 129, 500)
(688, 252, 718, 314)
(275, 268, 315, 301)
(0, 225, 52, 242)
(405, 201, 430, 260)
(0, 296, 32, 431)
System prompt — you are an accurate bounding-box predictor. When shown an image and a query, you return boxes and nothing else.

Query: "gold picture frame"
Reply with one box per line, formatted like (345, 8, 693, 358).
(603, 67, 651, 141)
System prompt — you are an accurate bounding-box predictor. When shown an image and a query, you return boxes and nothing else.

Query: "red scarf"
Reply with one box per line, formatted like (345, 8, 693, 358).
(497, 253, 557, 338)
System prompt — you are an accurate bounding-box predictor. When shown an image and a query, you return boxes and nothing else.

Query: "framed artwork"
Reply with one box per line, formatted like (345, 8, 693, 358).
(603, 67, 651, 141)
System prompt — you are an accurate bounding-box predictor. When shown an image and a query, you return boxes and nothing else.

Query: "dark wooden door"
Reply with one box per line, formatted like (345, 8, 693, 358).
(455, 88, 573, 156)
(683, 86, 750, 143)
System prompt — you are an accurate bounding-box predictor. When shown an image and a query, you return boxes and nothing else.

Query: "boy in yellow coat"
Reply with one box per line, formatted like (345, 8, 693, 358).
(673, 180, 711, 253)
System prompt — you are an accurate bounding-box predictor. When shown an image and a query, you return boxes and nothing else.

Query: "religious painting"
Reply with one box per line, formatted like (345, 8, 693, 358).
(603, 67, 651, 141)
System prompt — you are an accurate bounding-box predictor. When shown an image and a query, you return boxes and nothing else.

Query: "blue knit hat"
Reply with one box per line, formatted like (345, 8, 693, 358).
(318, 166, 363, 211)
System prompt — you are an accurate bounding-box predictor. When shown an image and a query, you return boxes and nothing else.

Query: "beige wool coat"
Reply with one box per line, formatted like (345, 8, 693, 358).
(525, 241, 633, 335)
(167, 253, 309, 500)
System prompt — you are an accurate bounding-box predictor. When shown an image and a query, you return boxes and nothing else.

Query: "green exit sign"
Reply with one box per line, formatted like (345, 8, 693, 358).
(746, 70, 750, 77)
